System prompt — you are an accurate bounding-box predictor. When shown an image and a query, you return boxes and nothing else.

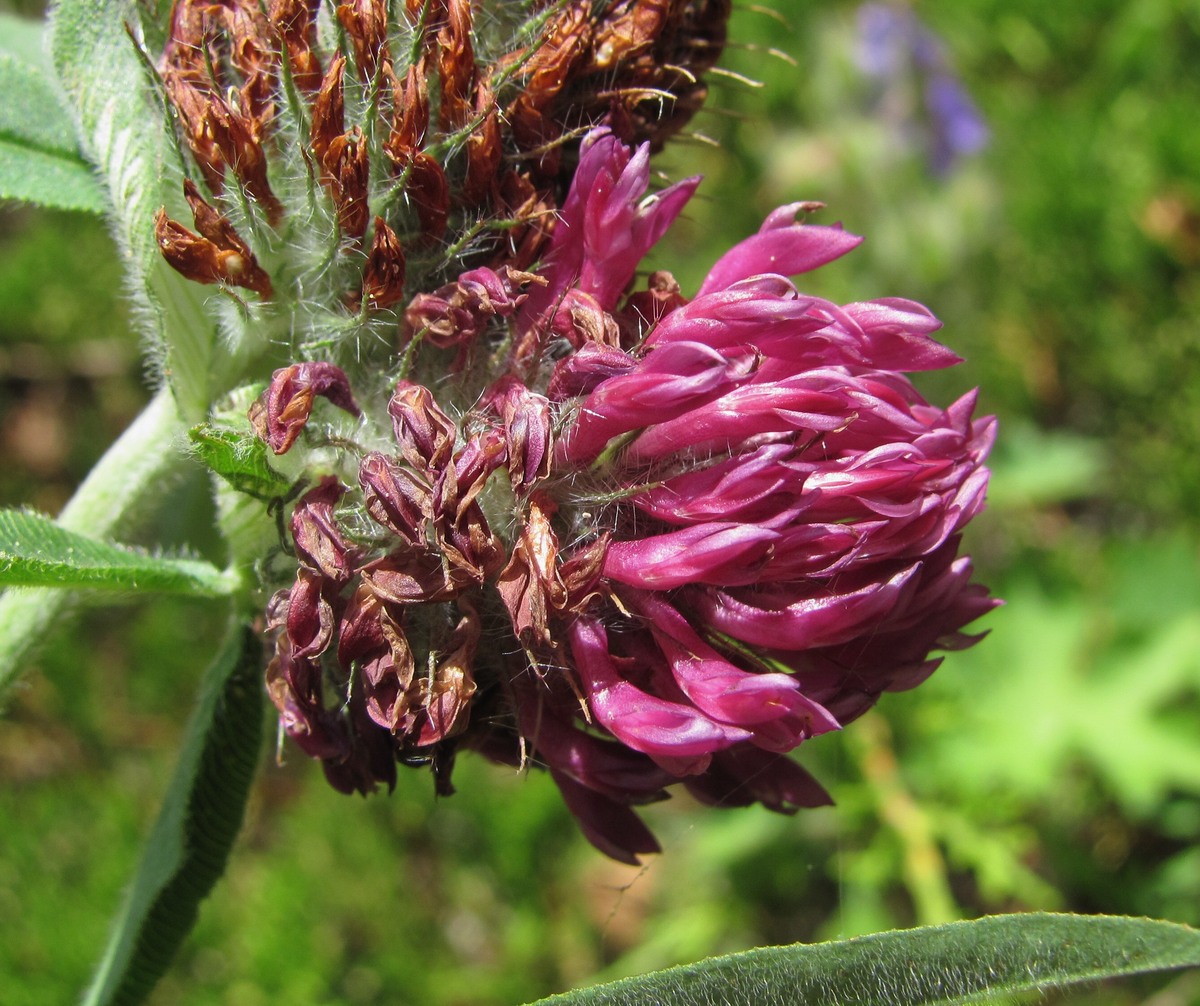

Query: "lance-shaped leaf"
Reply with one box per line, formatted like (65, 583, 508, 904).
(82, 622, 264, 1006)
(525, 914, 1200, 1006)
(48, 0, 229, 420)
(0, 15, 106, 212)
(0, 508, 235, 596)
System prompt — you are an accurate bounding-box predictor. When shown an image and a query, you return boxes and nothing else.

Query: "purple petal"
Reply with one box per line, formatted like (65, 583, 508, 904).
(695, 562, 922, 650)
(634, 593, 840, 738)
(625, 379, 852, 463)
(633, 444, 801, 524)
(604, 523, 781, 589)
(561, 341, 758, 463)
(550, 771, 662, 865)
(569, 617, 752, 775)
(698, 222, 863, 297)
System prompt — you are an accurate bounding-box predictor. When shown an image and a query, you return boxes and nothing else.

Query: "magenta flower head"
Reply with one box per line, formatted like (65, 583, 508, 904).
(253, 130, 997, 863)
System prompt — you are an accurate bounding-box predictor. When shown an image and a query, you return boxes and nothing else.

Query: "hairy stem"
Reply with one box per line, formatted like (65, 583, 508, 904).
(0, 387, 190, 702)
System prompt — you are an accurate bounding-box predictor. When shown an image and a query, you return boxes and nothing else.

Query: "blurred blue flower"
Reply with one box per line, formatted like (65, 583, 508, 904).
(856, 3, 989, 175)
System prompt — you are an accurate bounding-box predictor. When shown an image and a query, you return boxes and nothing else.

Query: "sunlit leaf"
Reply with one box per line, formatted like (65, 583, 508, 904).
(0, 390, 191, 699)
(0, 508, 235, 596)
(526, 914, 1200, 1006)
(0, 139, 107, 212)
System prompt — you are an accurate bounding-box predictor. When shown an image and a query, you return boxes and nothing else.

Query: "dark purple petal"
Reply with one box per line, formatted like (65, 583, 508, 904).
(291, 477, 356, 582)
(550, 771, 662, 865)
(484, 376, 553, 490)
(286, 567, 336, 659)
(684, 746, 833, 812)
(547, 342, 638, 401)
(249, 361, 361, 454)
(359, 451, 431, 542)
(388, 380, 457, 471)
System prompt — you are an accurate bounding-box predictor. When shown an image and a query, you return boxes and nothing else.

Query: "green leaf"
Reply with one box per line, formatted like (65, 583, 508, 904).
(0, 138, 108, 212)
(189, 423, 295, 502)
(48, 0, 224, 420)
(0, 22, 107, 213)
(526, 914, 1200, 1006)
(0, 508, 235, 596)
(0, 389, 190, 701)
(82, 621, 265, 1006)
(0, 49, 84, 156)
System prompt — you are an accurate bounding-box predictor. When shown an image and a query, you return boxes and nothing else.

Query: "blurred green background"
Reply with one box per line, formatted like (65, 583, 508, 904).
(2, 1, 1199, 1004)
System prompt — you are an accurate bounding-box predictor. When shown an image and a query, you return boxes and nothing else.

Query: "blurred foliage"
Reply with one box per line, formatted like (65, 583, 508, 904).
(2, 1, 1199, 1004)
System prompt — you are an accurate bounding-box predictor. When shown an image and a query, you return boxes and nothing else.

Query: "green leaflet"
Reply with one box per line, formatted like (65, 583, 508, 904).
(526, 914, 1200, 1006)
(0, 508, 234, 596)
(82, 621, 265, 1006)
(0, 20, 106, 213)
(189, 423, 296, 503)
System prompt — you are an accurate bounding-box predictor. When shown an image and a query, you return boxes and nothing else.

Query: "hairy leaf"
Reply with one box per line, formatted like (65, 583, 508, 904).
(0, 508, 234, 596)
(0, 139, 107, 212)
(0, 23, 106, 213)
(189, 423, 295, 502)
(82, 622, 265, 1006)
(0, 11, 50, 68)
(48, 0, 222, 419)
(526, 914, 1200, 1006)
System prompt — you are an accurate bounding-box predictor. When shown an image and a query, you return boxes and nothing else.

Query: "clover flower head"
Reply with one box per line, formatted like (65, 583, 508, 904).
(253, 130, 997, 862)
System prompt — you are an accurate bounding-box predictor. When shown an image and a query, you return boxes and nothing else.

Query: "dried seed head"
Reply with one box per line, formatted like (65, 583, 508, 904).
(269, 0, 323, 92)
(323, 126, 371, 240)
(161, 0, 281, 221)
(154, 183, 273, 297)
(435, 0, 478, 131)
(336, 0, 390, 82)
(204, 95, 283, 224)
(359, 218, 408, 311)
(462, 79, 502, 206)
(386, 61, 431, 156)
(310, 55, 346, 173)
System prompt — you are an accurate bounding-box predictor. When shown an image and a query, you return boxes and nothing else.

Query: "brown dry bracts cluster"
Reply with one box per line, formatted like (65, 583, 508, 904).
(153, 181, 273, 297)
(153, 0, 732, 311)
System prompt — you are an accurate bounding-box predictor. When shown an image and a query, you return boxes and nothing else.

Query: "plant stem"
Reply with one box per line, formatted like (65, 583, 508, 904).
(0, 386, 190, 702)
(849, 711, 959, 925)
